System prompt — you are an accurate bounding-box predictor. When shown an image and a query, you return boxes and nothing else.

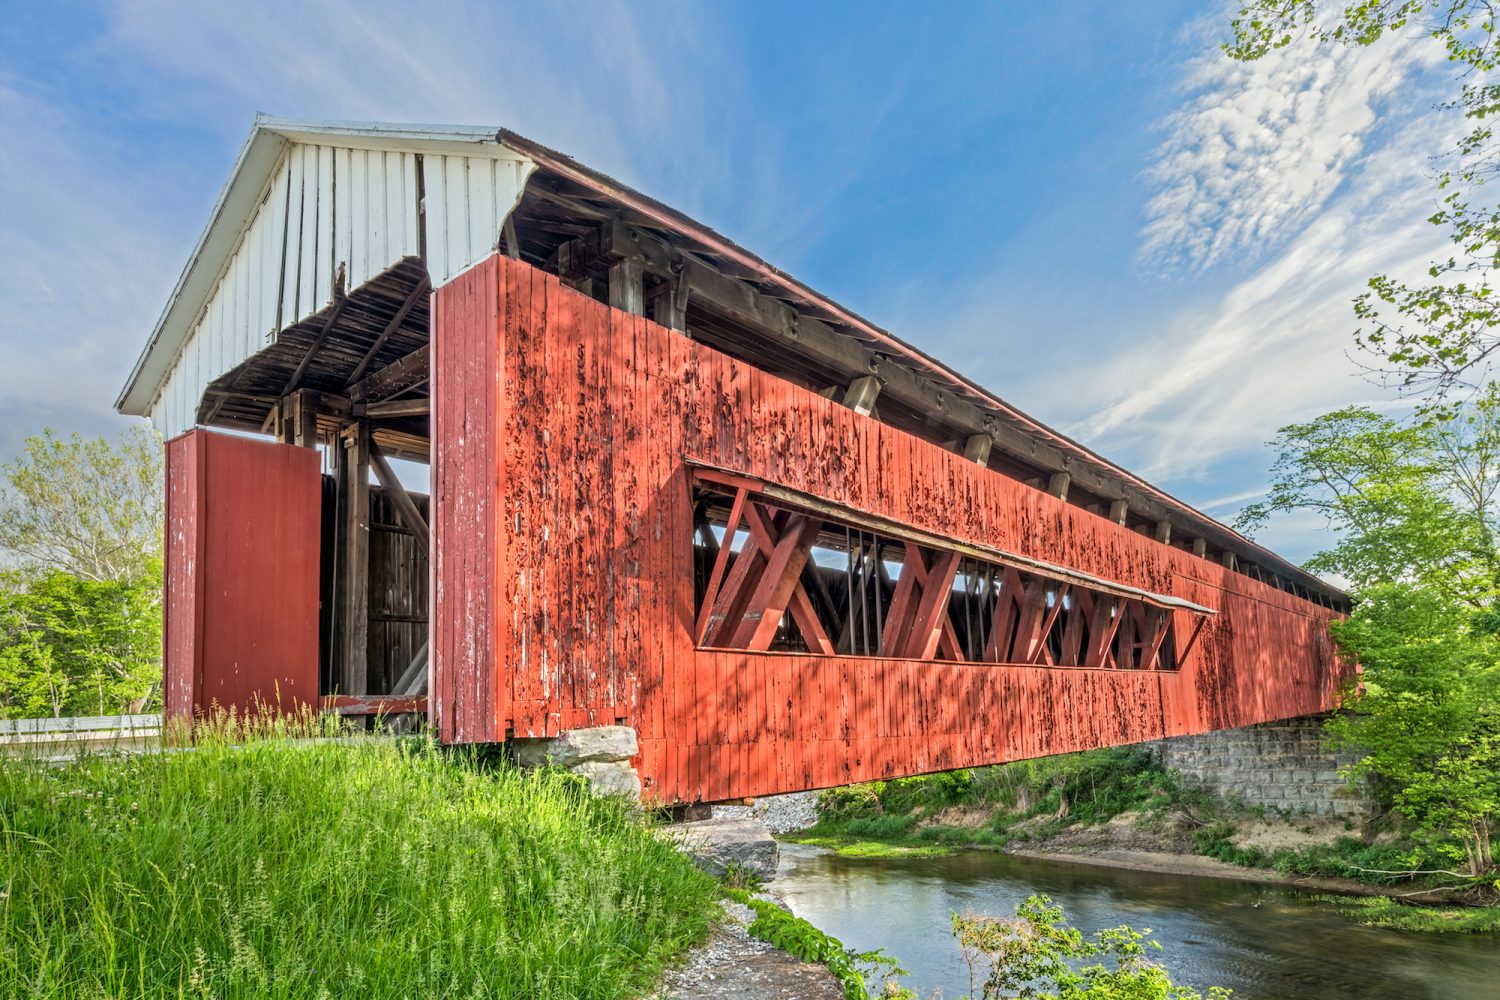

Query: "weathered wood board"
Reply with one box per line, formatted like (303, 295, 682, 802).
(432, 254, 1348, 805)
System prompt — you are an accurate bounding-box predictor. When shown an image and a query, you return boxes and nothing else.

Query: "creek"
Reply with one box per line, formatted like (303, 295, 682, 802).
(773, 842, 1499, 999)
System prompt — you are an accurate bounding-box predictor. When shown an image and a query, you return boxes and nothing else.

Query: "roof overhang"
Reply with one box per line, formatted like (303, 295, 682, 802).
(116, 115, 524, 417)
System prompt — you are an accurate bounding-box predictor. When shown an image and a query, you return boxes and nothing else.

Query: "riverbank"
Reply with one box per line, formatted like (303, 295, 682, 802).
(772, 840, 1500, 999)
(778, 747, 1500, 932)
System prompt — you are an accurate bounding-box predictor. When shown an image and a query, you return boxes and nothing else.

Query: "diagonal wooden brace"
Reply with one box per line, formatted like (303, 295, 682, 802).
(1060, 589, 1089, 666)
(1012, 580, 1052, 664)
(743, 504, 834, 654)
(696, 487, 750, 642)
(985, 566, 1027, 662)
(1086, 595, 1122, 668)
(730, 511, 824, 650)
(905, 549, 963, 660)
(1141, 607, 1172, 669)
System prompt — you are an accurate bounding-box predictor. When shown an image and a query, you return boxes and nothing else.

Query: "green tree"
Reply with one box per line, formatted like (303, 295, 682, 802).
(0, 427, 165, 718)
(0, 563, 163, 718)
(1228, 1, 1498, 398)
(1239, 391, 1498, 877)
(951, 895, 1230, 999)
(1235, 383, 1499, 606)
(1325, 586, 1498, 875)
(0, 426, 163, 583)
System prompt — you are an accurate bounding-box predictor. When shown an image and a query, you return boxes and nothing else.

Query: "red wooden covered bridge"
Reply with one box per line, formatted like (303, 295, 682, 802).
(119, 117, 1351, 805)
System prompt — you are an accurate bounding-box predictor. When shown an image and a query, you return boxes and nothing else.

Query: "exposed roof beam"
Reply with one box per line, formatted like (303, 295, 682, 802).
(347, 275, 429, 384)
(284, 269, 349, 394)
(364, 397, 430, 419)
(350, 346, 429, 403)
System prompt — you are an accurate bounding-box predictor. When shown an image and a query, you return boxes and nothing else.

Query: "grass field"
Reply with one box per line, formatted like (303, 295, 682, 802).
(0, 718, 719, 999)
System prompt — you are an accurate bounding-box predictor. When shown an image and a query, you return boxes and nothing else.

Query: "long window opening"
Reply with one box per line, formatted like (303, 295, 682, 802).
(691, 481, 1189, 670)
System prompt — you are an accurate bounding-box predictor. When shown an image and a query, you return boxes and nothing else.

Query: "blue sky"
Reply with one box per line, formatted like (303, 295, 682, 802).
(0, 2, 1451, 564)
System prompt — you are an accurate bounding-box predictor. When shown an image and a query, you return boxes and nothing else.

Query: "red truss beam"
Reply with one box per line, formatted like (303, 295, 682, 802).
(696, 486, 750, 642)
(899, 547, 964, 660)
(1087, 594, 1123, 668)
(699, 499, 831, 653)
(691, 475, 1185, 670)
(1142, 607, 1172, 670)
(743, 505, 835, 654)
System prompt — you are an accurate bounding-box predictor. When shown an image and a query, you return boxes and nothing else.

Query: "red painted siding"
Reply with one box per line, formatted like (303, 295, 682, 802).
(432, 255, 1350, 804)
(431, 261, 506, 743)
(163, 431, 321, 721)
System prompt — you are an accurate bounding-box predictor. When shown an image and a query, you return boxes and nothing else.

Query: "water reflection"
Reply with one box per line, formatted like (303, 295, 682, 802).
(772, 843, 1500, 1000)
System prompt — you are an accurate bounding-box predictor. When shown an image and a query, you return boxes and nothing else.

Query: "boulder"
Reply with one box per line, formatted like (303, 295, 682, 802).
(512, 725, 638, 768)
(669, 817, 780, 882)
(573, 760, 643, 799)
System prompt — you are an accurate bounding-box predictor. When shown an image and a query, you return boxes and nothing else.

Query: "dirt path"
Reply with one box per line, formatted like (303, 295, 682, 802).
(650, 899, 843, 1000)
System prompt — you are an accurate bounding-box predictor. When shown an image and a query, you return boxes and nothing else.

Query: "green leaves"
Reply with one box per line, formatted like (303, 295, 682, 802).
(1326, 585, 1500, 876)
(725, 887, 908, 1000)
(1235, 387, 1499, 608)
(0, 426, 165, 719)
(0, 426, 163, 585)
(0, 564, 163, 718)
(951, 894, 1231, 999)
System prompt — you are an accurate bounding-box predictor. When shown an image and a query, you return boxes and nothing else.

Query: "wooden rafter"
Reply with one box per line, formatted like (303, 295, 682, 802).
(348, 276, 430, 384)
(285, 275, 350, 394)
(350, 345, 429, 403)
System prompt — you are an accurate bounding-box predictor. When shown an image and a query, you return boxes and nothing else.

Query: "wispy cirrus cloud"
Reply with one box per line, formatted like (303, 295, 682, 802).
(1140, 22, 1440, 273)
(1062, 23, 1455, 486)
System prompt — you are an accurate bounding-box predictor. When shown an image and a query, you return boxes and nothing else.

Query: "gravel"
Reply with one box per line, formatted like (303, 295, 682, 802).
(649, 899, 843, 1000)
(712, 790, 820, 833)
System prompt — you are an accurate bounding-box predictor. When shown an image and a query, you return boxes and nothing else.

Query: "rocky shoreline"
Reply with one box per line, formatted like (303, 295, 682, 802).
(651, 897, 843, 1000)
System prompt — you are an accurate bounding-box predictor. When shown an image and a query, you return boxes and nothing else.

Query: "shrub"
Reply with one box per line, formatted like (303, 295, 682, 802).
(951, 894, 1231, 1000)
(819, 782, 886, 820)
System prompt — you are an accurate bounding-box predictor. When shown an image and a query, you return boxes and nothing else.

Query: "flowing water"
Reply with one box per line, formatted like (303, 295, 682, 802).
(772, 843, 1499, 999)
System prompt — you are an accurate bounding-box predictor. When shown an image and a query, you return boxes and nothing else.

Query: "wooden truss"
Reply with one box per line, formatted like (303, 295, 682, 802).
(692, 477, 1190, 671)
(697, 487, 835, 654)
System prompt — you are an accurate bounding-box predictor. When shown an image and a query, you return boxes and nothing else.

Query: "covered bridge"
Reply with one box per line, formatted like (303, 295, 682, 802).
(118, 116, 1351, 805)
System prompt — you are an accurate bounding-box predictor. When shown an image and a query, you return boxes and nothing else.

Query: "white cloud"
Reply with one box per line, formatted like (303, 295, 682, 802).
(1067, 31, 1457, 479)
(1140, 23, 1439, 272)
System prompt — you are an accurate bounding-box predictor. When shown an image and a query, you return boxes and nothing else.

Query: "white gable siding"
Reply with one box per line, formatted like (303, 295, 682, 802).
(147, 140, 534, 438)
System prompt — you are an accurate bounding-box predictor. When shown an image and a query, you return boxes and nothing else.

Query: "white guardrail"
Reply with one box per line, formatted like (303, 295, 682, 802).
(0, 714, 162, 760)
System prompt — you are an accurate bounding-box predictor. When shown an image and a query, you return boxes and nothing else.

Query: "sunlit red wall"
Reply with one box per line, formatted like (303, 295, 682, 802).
(431, 254, 1348, 805)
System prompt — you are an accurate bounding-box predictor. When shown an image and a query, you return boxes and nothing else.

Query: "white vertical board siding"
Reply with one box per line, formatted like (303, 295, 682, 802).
(147, 139, 533, 438)
(421, 152, 534, 285)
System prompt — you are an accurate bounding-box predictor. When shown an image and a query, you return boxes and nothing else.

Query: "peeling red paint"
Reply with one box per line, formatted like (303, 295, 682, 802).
(432, 255, 1349, 804)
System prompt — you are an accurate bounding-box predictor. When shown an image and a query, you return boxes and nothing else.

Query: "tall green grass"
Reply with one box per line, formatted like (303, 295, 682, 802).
(0, 718, 718, 998)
